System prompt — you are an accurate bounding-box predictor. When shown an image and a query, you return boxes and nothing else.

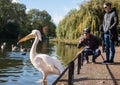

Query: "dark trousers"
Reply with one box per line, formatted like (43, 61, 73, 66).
(83, 48, 101, 62)
(104, 34, 115, 61)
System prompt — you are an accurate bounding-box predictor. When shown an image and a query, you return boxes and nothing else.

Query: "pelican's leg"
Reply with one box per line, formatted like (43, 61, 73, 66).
(42, 80, 47, 85)
(43, 73, 47, 81)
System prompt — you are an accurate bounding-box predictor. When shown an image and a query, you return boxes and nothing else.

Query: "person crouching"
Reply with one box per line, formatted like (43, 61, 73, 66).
(77, 28, 101, 64)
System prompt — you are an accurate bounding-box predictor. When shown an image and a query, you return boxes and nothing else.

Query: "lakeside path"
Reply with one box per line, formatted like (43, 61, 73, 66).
(55, 46, 120, 85)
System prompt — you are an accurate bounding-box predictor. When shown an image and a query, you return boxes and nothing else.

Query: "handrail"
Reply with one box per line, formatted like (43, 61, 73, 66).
(52, 48, 84, 85)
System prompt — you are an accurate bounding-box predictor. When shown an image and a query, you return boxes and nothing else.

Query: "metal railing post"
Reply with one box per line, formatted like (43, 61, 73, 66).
(81, 51, 84, 66)
(77, 54, 81, 74)
(68, 61, 74, 85)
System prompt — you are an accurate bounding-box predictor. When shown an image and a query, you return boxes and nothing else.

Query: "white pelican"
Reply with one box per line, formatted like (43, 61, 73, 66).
(1, 42, 6, 52)
(20, 45, 28, 52)
(18, 30, 63, 81)
(11, 44, 19, 52)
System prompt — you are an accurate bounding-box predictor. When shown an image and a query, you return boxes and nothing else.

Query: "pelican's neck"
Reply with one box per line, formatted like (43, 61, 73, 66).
(30, 37, 39, 60)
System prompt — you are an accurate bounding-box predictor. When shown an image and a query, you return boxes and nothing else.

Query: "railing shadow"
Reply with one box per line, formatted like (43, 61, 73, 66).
(100, 54, 119, 85)
(74, 77, 120, 82)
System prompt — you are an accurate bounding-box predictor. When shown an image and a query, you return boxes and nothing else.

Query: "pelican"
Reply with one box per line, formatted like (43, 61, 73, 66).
(20, 45, 27, 52)
(18, 30, 63, 81)
(11, 44, 19, 52)
(1, 42, 6, 52)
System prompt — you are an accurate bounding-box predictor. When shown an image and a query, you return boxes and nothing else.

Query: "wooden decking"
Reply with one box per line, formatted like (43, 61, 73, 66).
(53, 46, 120, 85)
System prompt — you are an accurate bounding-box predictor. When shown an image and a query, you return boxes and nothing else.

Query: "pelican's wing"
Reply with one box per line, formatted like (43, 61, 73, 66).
(36, 54, 64, 74)
(51, 57, 64, 74)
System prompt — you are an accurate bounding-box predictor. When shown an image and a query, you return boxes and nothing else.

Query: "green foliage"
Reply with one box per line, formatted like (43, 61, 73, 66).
(0, 1, 56, 40)
(0, 0, 27, 39)
(56, 0, 120, 40)
(0, 0, 119, 40)
(26, 9, 56, 38)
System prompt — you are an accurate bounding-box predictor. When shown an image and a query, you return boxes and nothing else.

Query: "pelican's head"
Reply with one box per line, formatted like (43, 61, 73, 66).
(18, 30, 42, 43)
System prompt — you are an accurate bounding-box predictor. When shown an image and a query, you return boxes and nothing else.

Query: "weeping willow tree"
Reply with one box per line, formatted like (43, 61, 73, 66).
(56, 0, 120, 40)
(56, 9, 79, 40)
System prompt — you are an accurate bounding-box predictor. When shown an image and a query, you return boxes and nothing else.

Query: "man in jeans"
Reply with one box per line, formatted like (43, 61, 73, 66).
(102, 2, 119, 63)
(77, 28, 101, 63)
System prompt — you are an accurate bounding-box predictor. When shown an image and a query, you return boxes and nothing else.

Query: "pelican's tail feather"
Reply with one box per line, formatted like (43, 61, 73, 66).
(52, 57, 64, 74)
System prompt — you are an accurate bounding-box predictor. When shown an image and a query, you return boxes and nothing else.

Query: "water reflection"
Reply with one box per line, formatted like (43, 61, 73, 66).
(0, 40, 80, 85)
(55, 42, 80, 66)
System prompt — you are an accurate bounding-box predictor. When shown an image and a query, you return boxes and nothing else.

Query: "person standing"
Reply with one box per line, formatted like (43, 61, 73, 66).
(102, 2, 119, 63)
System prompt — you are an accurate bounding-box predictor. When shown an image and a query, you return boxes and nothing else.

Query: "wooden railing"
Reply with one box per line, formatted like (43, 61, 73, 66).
(52, 49, 84, 85)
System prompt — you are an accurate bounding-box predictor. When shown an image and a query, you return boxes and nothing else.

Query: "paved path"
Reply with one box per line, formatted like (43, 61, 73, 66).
(55, 46, 120, 85)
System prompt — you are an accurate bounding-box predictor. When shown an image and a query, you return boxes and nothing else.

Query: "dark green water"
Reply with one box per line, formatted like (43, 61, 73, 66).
(0, 40, 80, 85)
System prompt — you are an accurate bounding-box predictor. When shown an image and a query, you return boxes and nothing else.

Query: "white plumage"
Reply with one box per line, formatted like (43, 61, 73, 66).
(1, 42, 6, 52)
(18, 30, 63, 81)
(11, 44, 19, 52)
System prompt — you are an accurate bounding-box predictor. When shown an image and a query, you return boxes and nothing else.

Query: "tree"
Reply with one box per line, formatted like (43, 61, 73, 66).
(56, 0, 120, 40)
(26, 9, 56, 38)
(0, 0, 27, 39)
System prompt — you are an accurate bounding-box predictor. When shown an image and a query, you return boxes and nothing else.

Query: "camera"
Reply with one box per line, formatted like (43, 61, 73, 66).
(77, 43, 83, 48)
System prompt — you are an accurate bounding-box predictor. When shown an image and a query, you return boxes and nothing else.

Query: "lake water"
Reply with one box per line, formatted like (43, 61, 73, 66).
(0, 40, 79, 85)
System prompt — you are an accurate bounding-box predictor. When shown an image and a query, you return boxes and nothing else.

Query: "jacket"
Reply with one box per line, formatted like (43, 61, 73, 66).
(103, 8, 119, 34)
(77, 34, 99, 50)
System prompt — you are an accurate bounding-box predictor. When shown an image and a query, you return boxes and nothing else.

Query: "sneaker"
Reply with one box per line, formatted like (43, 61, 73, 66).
(92, 62, 96, 64)
(103, 60, 109, 64)
(109, 60, 114, 63)
(83, 60, 89, 64)
(92, 59, 96, 62)
(87, 60, 89, 63)
(92, 60, 96, 64)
